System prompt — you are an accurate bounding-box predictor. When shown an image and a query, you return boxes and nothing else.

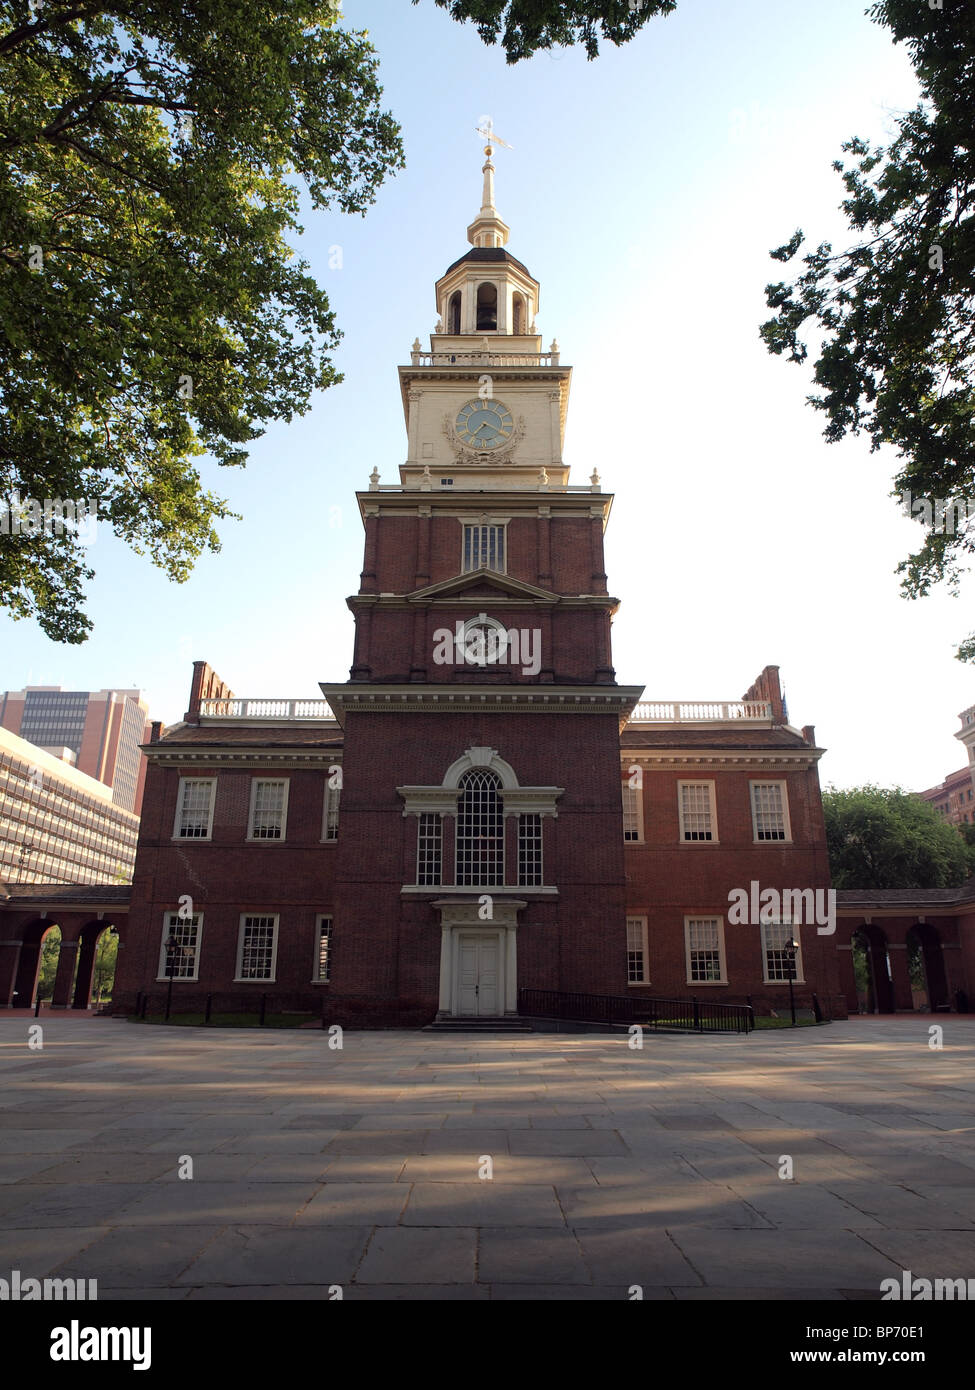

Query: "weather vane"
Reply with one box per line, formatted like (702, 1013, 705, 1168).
(475, 119, 513, 156)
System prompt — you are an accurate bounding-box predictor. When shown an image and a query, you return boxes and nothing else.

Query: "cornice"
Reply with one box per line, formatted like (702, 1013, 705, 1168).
(144, 748, 342, 767)
(321, 684, 645, 730)
(346, 592, 620, 613)
(619, 748, 824, 768)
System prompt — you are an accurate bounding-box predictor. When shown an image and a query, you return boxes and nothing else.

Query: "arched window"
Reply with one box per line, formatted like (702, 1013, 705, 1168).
(476, 282, 497, 331)
(512, 294, 525, 335)
(456, 769, 504, 885)
(448, 290, 461, 335)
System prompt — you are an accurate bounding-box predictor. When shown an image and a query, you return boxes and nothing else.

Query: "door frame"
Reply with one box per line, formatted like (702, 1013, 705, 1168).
(433, 898, 524, 1018)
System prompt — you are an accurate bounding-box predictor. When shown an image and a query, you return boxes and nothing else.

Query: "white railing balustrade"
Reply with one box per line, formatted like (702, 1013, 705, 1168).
(199, 698, 336, 721)
(628, 701, 772, 723)
(410, 350, 560, 368)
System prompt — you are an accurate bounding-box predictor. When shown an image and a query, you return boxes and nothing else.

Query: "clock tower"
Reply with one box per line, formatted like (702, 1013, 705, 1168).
(321, 145, 644, 1025)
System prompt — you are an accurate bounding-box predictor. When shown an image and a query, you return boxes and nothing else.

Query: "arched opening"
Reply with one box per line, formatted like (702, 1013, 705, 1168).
(851, 925, 894, 1014)
(12, 921, 66, 1008)
(907, 923, 948, 1011)
(456, 769, 504, 886)
(476, 282, 497, 331)
(448, 290, 461, 335)
(512, 293, 526, 335)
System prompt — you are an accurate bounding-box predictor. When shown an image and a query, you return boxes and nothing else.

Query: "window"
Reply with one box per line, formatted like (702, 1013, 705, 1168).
(627, 916, 648, 984)
(248, 779, 288, 841)
(456, 769, 504, 886)
(685, 917, 726, 984)
(417, 813, 442, 886)
(447, 290, 461, 334)
(678, 781, 716, 842)
(235, 915, 278, 982)
(315, 916, 332, 983)
(750, 781, 791, 842)
(518, 814, 542, 886)
(323, 782, 340, 841)
(622, 782, 643, 842)
(157, 912, 202, 981)
(173, 778, 215, 840)
(476, 281, 497, 331)
(761, 921, 804, 983)
(463, 524, 505, 573)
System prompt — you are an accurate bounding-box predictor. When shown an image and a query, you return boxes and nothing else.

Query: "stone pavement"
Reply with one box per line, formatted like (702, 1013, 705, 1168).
(1, 1014, 974, 1300)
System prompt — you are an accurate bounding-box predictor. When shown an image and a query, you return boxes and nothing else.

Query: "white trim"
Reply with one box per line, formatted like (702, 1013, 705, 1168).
(677, 780, 718, 844)
(626, 915, 649, 985)
(760, 920, 805, 985)
(622, 776, 644, 843)
(156, 911, 202, 982)
(684, 915, 727, 985)
(321, 780, 341, 842)
(749, 779, 792, 844)
(246, 777, 290, 842)
(172, 777, 216, 841)
(234, 913, 279, 983)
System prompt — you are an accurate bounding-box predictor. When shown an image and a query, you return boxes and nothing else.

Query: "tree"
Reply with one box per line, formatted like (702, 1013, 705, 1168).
(760, 1, 975, 661)
(0, 1, 403, 642)
(36, 925, 61, 1000)
(420, 0, 677, 63)
(92, 929, 118, 1003)
(823, 784, 974, 889)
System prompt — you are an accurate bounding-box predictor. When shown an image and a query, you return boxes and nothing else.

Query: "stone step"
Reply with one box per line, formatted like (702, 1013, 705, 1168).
(423, 1017, 534, 1033)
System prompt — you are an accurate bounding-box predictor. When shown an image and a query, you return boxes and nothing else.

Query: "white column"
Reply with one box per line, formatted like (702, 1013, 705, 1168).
(438, 925, 453, 1013)
(504, 926, 517, 1016)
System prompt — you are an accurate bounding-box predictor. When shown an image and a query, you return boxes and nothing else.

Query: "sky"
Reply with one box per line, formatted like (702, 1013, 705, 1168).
(2, 0, 972, 794)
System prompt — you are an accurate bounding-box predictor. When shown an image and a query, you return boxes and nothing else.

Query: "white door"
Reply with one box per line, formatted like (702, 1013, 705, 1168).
(456, 936, 499, 1016)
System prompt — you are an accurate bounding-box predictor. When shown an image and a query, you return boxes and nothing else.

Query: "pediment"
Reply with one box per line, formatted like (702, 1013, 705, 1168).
(407, 570, 558, 605)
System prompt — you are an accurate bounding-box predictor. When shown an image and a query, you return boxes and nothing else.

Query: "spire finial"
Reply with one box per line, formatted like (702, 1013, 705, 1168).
(469, 120, 512, 249)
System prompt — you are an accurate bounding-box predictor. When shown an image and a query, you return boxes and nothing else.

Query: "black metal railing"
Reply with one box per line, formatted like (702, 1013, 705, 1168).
(518, 988, 754, 1034)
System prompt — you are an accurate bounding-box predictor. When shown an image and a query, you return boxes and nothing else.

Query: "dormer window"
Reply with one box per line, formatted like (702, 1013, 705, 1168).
(476, 282, 497, 331)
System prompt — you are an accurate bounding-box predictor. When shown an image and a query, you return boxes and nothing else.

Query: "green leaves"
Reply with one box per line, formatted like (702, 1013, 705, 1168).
(760, 1, 975, 661)
(0, 1, 404, 640)
(417, 0, 677, 63)
(823, 785, 974, 890)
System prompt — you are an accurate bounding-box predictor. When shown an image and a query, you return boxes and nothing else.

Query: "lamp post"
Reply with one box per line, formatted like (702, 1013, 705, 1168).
(785, 939, 799, 1027)
(164, 935, 180, 1022)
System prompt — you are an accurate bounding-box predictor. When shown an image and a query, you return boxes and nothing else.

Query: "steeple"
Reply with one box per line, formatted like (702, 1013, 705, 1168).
(432, 139, 539, 338)
(467, 142, 510, 250)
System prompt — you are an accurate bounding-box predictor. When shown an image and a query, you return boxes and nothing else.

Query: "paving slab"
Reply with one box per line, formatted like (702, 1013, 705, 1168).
(355, 1227, 477, 1283)
(175, 1225, 371, 1286)
(402, 1181, 564, 1228)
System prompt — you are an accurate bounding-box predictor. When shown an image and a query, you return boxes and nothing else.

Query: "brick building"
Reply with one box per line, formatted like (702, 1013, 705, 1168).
(111, 148, 845, 1025)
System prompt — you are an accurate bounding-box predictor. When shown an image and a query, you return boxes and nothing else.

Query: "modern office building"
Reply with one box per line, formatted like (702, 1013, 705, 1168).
(0, 686, 152, 813)
(0, 726, 140, 887)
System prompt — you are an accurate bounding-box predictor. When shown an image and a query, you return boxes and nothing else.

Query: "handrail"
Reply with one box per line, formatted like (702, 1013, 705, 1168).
(518, 987, 755, 1034)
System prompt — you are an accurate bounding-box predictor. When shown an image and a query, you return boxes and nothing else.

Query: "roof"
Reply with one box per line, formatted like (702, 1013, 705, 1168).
(149, 725, 344, 750)
(440, 247, 536, 282)
(622, 727, 813, 750)
(0, 884, 132, 907)
(837, 881, 975, 911)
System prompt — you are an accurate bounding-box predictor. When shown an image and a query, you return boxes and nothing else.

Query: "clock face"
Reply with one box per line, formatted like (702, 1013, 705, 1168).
(455, 399, 514, 451)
